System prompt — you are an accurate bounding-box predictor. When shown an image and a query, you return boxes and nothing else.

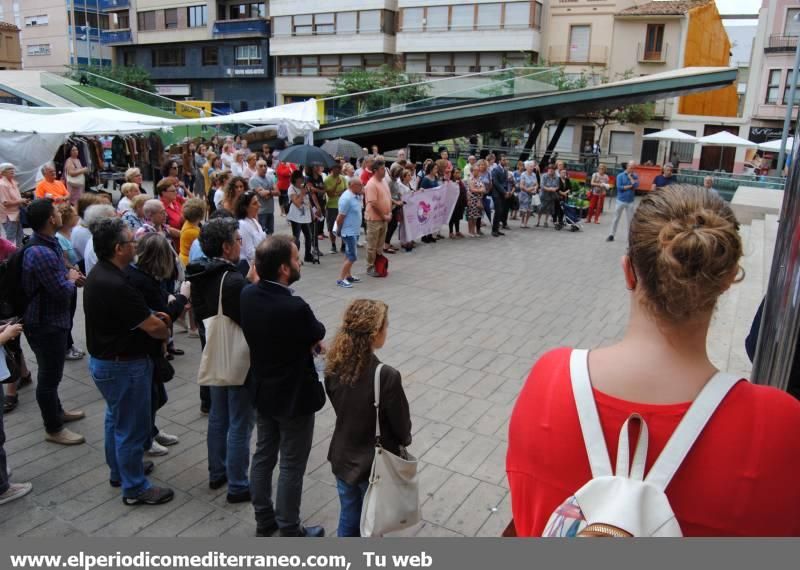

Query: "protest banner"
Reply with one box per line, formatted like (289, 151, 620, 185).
(401, 182, 459, 242)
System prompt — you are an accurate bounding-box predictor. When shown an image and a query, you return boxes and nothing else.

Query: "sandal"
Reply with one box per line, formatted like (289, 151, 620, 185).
(3, 395, 18, 413)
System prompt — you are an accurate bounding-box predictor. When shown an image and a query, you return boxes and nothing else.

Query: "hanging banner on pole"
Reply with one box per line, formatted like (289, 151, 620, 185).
(401, 182, 459, 242)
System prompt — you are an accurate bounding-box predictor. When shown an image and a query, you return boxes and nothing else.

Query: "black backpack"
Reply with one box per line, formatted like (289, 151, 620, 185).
(0, 241, 35, 319)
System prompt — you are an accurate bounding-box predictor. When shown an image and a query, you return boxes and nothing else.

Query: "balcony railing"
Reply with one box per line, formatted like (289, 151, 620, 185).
(213, 18, 268, 37)
(637, 42, 668, 63)
(99, 0, 129, 9)
(766, 34, 798, 53)
(548, 45, 608, 66)
(100, 29, 132, 45)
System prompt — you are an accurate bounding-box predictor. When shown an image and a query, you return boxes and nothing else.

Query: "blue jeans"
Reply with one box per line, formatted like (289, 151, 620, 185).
(258, 212, 275, 236)
(208, 385, 255, 494)
(336, 478, 369, 537)
(0, 390, 8, 495)
(89, 357, 153, 498)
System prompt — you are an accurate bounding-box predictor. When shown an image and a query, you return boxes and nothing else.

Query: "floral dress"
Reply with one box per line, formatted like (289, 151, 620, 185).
(467, 177, 484, 220)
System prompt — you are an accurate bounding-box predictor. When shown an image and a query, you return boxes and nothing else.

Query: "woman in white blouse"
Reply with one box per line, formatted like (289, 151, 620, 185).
(235, 190, 266, 264)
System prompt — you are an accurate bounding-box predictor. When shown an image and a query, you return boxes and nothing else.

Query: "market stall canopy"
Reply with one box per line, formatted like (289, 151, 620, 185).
(697, 131, 757, 148)
(758, 137, 794, 152)
(642, 129, 698, 143)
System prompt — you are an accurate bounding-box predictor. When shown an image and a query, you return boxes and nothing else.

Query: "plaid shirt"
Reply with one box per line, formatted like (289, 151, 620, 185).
(22, 233, 75, 330)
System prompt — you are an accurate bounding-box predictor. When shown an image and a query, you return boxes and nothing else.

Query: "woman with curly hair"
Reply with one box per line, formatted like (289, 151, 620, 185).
(222, 175, 247, 214)
(324, 299, 412, 537)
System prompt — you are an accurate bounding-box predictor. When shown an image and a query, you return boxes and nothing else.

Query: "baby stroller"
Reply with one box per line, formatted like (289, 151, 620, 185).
(560, 203, 584, 232)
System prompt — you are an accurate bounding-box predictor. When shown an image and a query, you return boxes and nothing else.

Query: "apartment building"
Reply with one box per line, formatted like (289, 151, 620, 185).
(101, 0, 274, 111)
(0, 21, 21, 70)
(744, 0, 800, 148)
(0, 0, 112, 71)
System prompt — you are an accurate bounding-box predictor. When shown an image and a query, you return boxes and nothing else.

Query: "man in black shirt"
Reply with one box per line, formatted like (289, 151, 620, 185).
(83, 218, 174, 506)
(241, 235, 326, 538)
(491, 155, 509, 236)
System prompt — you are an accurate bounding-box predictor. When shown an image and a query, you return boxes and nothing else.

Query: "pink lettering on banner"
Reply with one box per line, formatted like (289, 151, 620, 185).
(402, 182, 460, 242)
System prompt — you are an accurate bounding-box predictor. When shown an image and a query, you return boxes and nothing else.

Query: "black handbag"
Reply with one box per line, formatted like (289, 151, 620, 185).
(152, 353, 175, 384)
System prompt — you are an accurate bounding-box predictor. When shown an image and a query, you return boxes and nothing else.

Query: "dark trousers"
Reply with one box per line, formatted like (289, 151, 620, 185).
(151, 379, 167, 439)
(67, 289, 77, 350)
(278, 191, 289, 214)
(491, 190, 506, 233)
(258, 212, 275, 236)
(386, 208, 401, 244)
(553, 200, 565, 225)
(250, 412, 315, 532)
(198, 322, 210, 411)
(502, 194, 513, 226)
(25, 325, 68, 434)
(290, 221, 313, 258)
(449, 204, 465, 234)
(0, 390, 8, 495)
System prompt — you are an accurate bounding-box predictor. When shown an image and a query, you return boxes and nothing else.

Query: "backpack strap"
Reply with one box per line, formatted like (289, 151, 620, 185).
(645, 371, 739, 490)
(615, 414, 648, 481)
(570, 349, 613, 478)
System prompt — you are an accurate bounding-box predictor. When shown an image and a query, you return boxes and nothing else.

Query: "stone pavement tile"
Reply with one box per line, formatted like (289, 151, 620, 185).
(403, 381, 433, 406)
(471, 403, 514, 437)
(23, 447, 102, 494)
(221, 520, 257, 537)
(22, 518, 84, 537)
(421, 472, 479, 526)
(472, 445, 509, 487)
(6, 440, 63, 470)
(409, 421, 451, 458)
(476, 491, 512, 537)
(209, 489, 255, 518)
(0, 491, 38, 525)
(419, 392, 470, 423)
(178, 509, 240, 537)
(448, 435, 500, 477)
(420, 427, 473, 468)
(409, 415, 431, 436)
(305, 436, 333, 476)
(444, 369, 485, 395)
(483, 353, 518, 376)
(152, 441, 210, 481)
(308, 461, 337, 487)
(446, 398, 493, 430)
(136, 499, 216, 537)
(299, 480, 339, 521)
(0, 504, 55, 536)
(443, 481, 507, 537)
(37, 461, 110, 513)
(413, 522, 464, 538)
(405, 359, 450, 384)
(168, 465, 209, 493)
(464, 373, 506, 400)
(423, 363, 467, 389)
(69, 494, 133, 535)
(92, 493, 192, 537)
(494, 419, 510, 442)
(463, 349, 499, 371)
(303, 490, 341, 535)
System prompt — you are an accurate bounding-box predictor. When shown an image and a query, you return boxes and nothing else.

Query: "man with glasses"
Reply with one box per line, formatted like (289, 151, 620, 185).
(84, 218, 174, 506)
(249, 160, 278, 236)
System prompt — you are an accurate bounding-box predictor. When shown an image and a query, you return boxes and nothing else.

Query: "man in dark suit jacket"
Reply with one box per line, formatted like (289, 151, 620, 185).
(240, 235, 326, 538)
(491, 155, 509, 236)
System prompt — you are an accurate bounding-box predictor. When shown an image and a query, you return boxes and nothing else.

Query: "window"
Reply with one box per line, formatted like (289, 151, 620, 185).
(609, 131, 635, 156)
(188, 5, 207, 28)
(783, 70, 800, 104)
(300, 56, 317, 75)
(294, 14, 312, 35)
(644, 24, 664, 60)
(569, 25, 591, 62)
(229, 3, 265, 19)
(202, 46, 218, 66)
(341, 55, 361, 71)
(122, 51, 134, 66)
(152, 48, 185, 66)
(164, 8, 178, 29)
(26, 43, 51, 56)
(117, 12, 130, 29)
(426, 6, 449, 31)
(479, 52, 502, 70)
(320, 54, 339, 75)
(671, 131, 696, 163)
(360, 10, 381, 33)
(24, 15, 48, 27)
(235, 44, 261, 66)
(402, 7, 424, 31)
(766, 69, 781, 103)
(364, 54, 387, 69)
(454, 52, 477, 74)
(274, 16, 291, 36)
(477, 4, 502, 30)
(315, 13, 335, 34)
(451, 5, 474, 30)
(785, 8, 800, 36)
(405, 53, 427, 74)
(429, 53, 452, 73)
(534, 2, 543, 29)
(504, 2, 530, 29)
(137, 11, 156, 31)
(337, 12, 357, 33)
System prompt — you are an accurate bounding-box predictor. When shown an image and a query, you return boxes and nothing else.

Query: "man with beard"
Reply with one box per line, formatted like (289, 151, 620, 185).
(241, 235, 326, 538)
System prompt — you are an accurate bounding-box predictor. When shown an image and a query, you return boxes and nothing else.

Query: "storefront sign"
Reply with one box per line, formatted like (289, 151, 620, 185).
(156, 84, 191, 96)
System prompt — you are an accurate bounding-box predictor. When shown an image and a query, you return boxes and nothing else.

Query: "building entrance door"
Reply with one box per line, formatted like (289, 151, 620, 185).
(641, 128, 660, 165)
(699, 125, 737, 172)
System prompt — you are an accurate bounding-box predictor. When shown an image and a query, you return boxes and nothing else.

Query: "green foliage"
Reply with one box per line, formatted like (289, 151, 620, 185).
(588, 69, 655, 150)
(68, 64, 156, 94)
(327, 65, 430, 117)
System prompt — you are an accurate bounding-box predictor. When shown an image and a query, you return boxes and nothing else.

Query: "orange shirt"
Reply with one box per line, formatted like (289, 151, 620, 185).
(35, 179, 69, 202)
(364, 176, 391, 221)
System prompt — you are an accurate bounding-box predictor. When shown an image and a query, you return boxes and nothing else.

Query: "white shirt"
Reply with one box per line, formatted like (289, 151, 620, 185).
(220, 152, 235, 170)
(213, 189, 225, 210)
(117, 196, 132, 214)
(286, 185, 311, 224)
(84, 237, 97, 275)
(238, 217, 266, 262)
(71, 224, 91, 262)
(231, 162, 245, 178)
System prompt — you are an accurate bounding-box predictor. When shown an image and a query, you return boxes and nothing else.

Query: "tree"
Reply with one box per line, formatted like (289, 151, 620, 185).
(327, 65, 430, 118)
(69, 64, 156, 95)
(588, 70, 655, 149)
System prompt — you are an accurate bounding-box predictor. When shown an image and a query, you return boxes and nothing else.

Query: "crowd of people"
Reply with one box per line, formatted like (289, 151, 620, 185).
(0, 134, 797, 538)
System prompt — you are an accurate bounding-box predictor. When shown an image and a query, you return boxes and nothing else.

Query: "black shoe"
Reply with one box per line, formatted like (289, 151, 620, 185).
(167, 347, 184, 356)
(492, 232, 501, 237)
(502, 225, 509, 230)
(209, 475, 227, 490)
(279, 525, 325, 538)
(123, 486, 174, 506)
(227, 490, 251, 504)
(304, 255, 315, 263)
(606, 235, 614, 242)
(256, 521, 279, 537)
(497, 231, 506, 236)
(200, 404, 210, 415)
(111, 461, 155, 487)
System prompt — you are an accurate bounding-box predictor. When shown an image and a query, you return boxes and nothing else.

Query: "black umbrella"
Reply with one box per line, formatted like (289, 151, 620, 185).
(277, 144, 337, 168)
(321, 138, 365, 159)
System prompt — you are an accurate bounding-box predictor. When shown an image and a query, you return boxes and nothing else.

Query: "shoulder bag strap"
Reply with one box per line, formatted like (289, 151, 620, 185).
(570, 349, 613, 478)
(645, 372, 740, 490)
(373, 362, 385, 446)
(217, 272, 228, 316)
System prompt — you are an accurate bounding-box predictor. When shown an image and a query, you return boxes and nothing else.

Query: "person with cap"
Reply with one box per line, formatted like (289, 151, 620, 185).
(0, 163, 26, 247)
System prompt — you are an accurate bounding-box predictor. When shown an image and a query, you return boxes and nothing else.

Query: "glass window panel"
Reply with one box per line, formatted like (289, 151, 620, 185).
(504, 2, 530, 29)
(534, 1, 543, 28)
(384, 10, 395, 35)
(479, 52, 502, 70)
(164, 8, 178, 29)
(295, 25, 313, 35)
(364, 54, 386, 68)
(301, 56, 317, 65)
(609, 131, 634, 156)
(786, 8, 800, 36)
(426, 6, 448, 31)
(477, 3, 502, 30)
(766, 69, 781, 104)
(202, 46, 218, 65)
(360, 10, 380, 33)
(337, 12, 357, 33)
(451, 5, 473, 30)
(274, 16, 291, 35)
(405, 53, 427, 73)
(341, 54, 361, 67)
(316, 13, 334, 24)
(295, 15, 312, 25)
(316, 24, 334, 34)
(402, 7, 423, 31)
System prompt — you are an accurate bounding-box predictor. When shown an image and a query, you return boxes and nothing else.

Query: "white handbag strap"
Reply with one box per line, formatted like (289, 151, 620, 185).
(645, 371, 739, 490)
(217, 272, 228, 316)
(570, 349, 613, 478)
(373, 363, 385, 444)
(615, 414, 648, 481)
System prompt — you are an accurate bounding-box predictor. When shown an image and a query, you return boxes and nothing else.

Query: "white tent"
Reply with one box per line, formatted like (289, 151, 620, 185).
(758, 137, 794, 152)
(697, 131, 757, 148)
(642, 128, 698, 142)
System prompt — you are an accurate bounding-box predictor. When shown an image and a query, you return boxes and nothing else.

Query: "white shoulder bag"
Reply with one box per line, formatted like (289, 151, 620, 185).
(360, 363, 420, 537)
(197, 272, 250, 387)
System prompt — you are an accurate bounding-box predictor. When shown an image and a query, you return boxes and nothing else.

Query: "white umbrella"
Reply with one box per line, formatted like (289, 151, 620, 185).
(758, 137, 794, 152)
(642, 128, 698, 142)
(697, 131, 757, 171)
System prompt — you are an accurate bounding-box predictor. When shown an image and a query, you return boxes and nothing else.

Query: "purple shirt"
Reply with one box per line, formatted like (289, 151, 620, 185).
(22, 233, 75, 330)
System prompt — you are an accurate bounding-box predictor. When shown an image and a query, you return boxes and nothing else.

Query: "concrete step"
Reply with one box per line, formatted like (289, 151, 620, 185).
(763, 213, 779, 292)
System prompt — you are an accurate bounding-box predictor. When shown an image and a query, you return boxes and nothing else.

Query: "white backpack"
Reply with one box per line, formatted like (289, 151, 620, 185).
(543, 349, 739, 537)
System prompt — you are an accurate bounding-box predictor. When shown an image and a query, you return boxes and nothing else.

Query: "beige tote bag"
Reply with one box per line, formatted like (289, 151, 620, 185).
(197, 272, 250, 387)
(360, 363, 420, 537)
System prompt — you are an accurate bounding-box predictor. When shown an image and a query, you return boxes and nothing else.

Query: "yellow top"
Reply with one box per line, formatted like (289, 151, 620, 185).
(179, 220, 200, 266)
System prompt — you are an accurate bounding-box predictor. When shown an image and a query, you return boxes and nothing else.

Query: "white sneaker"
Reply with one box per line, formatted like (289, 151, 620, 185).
(154, 432, 179, 447)
(146, 440, 169, 456)
(0, 482, 32, 505)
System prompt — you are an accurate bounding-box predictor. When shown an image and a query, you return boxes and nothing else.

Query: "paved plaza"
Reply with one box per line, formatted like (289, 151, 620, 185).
(1, 211, 635, 538)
